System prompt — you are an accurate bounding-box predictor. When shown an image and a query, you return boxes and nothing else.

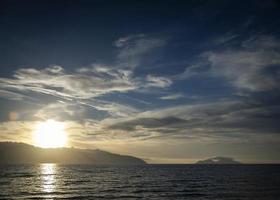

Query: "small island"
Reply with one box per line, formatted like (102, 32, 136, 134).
(196, 156, 241, 164)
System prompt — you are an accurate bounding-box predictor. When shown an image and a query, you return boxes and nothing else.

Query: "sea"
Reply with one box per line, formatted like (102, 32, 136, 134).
(0, 164, 279, 199)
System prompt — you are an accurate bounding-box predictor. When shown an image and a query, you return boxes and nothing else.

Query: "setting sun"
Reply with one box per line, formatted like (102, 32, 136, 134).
(33, 120, 67, 148)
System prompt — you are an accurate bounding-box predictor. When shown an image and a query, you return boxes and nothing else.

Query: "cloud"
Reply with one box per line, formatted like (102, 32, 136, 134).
(213, 32, 240, 45)
(104, 99, 280, 141)
(115, 34, 146, 48)
(146, 75, 172, 88)
(160, 93, 185, 100)
(0, 89, 32, 101)
(34, 101, 100, 121)
(0, 121, 34, 143)
(88, 100, 140, 118)
(45, 65, 64, 74)
(32, 95, 141, 121)
(1, 98, 279, 146)
(115, 34, 166, 69)
(108, 116, 188, 131)
(1, 33, 278, 148)
(180, 35, 280, 92)
(0, 64, 173, 121)
(0, 65, 138, 100)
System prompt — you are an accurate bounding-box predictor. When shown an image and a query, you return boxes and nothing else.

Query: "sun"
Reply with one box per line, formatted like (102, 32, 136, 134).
(33, 119, 68, 148)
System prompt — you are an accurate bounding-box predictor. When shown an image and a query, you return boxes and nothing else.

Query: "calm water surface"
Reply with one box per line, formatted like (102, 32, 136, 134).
(0, 164, 279, 199)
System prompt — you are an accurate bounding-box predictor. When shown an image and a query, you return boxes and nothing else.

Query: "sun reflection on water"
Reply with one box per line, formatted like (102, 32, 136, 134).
(40, 163, 56, 194)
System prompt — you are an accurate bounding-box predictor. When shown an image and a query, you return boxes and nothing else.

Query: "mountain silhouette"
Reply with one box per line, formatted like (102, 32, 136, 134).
(196, 156, 241, 164)
(0, 142, 146, 165)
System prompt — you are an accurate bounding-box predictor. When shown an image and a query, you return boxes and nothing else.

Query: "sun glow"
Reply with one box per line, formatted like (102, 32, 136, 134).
(33, 120, 67, 148)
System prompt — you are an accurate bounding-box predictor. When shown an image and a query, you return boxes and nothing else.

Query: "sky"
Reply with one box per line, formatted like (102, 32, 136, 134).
(0, 0, 280, 163)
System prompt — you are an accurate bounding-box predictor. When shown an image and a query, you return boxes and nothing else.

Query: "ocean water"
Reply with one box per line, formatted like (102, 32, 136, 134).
(0, 164, 279, 199)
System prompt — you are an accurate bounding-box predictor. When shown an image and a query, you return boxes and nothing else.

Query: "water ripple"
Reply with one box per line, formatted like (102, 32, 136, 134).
(0, 164, 279, 199)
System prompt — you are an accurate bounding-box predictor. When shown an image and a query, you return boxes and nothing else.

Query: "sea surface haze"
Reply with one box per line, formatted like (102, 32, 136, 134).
(0, 164, 279, 199)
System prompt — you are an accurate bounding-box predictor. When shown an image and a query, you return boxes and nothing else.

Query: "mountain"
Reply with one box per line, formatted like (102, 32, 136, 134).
(196, 156, 241, 164)
(0, 142, 146, 165)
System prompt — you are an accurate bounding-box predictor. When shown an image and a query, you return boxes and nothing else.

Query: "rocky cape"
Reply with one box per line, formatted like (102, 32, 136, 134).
(0, 142, 146, 165)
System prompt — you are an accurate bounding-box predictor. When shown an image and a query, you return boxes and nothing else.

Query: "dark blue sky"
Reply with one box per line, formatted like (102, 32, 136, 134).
(0, 0, 280, 163)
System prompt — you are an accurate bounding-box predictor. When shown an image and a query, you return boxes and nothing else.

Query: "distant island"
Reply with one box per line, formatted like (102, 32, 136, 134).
(0, 142, 146, 165)
(196, 156, 241, 164)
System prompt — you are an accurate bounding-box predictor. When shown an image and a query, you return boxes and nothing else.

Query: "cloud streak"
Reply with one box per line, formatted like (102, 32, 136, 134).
(160, 93, 185, 100)
(103, 99, 280, 142)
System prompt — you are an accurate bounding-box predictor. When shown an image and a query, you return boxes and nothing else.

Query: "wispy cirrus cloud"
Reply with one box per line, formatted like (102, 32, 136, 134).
(0, 65, 173, 104)
(0, 65, 140, 121)
(1, 65, 137, 99)
(180, 35, 280, 92)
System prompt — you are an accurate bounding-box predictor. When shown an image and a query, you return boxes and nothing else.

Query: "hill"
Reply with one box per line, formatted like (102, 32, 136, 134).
(0, 142, 146, 165)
